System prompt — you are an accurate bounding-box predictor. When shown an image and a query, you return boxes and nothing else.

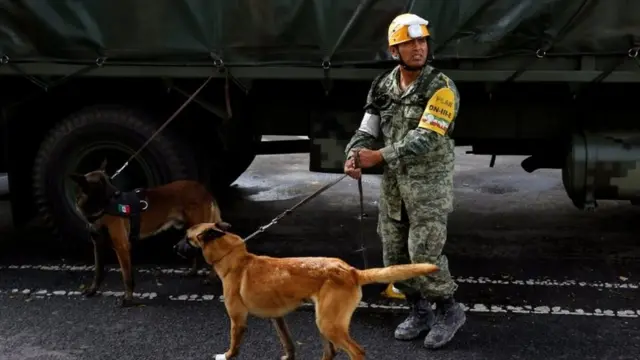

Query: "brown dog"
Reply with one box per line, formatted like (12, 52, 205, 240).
(175, 222, 440, 360)
(70, 159, 223, 307)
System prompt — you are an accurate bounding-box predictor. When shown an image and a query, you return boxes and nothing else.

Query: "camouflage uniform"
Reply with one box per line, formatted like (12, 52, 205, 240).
(344, 63, 465, 348)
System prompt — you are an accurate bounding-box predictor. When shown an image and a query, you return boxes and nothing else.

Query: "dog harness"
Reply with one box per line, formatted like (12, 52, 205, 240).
(97, 188, 149, 243)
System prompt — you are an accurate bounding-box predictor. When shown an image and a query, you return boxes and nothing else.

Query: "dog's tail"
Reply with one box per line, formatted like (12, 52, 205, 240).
(356, 263, 439, 286)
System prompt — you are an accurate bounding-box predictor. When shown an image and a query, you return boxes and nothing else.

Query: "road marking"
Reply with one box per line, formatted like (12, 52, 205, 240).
(1, 264, 637, 290)
(455, 276, 639, 289)
(0, 287, 637, 318)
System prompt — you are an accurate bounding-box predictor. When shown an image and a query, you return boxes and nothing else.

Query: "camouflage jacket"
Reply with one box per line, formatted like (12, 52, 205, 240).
(344, 65, 460, 221)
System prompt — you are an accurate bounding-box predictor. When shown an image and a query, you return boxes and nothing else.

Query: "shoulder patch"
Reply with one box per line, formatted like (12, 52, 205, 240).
(418, 87, 456, 136)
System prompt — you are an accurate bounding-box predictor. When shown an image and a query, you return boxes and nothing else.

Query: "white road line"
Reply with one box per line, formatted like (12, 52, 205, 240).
(0, 287, 638, 318)
(455, 276, 639, 289)
(1, 264, 637, 290)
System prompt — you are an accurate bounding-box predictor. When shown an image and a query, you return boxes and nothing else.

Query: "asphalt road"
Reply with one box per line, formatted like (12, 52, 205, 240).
(1, 146, 639, 360)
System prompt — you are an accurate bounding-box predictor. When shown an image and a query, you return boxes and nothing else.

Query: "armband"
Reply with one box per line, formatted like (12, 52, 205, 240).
(357, 113, 380, 138)
(418, 87, 456, 136)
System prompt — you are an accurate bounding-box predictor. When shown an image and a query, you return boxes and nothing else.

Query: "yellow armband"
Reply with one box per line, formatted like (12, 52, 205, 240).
(418, 87, 456, 136)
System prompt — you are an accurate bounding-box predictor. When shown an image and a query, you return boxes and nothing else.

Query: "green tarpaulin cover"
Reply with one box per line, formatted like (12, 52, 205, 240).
(1, 0, 638, 66)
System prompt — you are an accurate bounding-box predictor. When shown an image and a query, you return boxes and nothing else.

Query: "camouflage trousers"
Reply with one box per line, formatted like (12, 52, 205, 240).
(377, 203, 458, 300)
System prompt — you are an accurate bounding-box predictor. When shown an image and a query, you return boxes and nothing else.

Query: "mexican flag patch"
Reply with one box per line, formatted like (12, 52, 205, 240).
(117, 204, 130, 214)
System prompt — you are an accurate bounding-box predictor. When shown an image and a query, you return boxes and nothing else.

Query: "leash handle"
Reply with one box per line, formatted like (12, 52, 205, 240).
(352, 150, 368, 268)
(352, 150, 364, 216)
(353, 149, 361, 169)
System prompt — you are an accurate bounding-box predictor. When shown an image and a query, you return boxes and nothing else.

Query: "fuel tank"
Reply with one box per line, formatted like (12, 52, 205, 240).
(563, 132, 640, 210)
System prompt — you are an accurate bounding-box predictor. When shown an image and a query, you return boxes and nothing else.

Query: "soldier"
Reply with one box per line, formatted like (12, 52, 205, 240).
(343, 13, 465, 349)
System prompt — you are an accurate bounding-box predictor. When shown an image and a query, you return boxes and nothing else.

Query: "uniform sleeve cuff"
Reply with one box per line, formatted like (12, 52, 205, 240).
(379, 145, 398, 166)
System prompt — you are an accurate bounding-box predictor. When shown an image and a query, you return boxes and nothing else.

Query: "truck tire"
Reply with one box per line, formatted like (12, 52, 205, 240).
(31, 105, 198, 245)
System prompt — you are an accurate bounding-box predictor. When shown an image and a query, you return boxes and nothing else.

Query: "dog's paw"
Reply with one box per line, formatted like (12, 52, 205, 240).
(214, 354, 226, 360)
(81, 286, 98, 297)
(120, 298, 142, 308)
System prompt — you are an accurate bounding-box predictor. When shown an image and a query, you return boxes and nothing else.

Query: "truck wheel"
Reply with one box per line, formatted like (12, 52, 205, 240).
(31, 105, 198, 245)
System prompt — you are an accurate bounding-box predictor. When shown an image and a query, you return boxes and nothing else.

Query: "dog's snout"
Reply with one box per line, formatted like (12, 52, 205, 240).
(174, 237, 197, 259)
(174, 238, 187, 251)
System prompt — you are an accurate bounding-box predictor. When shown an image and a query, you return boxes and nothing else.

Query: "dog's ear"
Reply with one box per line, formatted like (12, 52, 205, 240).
(69, 173, 89, 189)
(216, 221, 232, 232)
(99, 158, 108, 172)
(197, 226, 225, 244)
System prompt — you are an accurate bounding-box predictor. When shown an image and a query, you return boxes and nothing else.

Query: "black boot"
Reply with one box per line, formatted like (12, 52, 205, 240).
(394, 293, 435, 340)
(424, 297, 466, 349)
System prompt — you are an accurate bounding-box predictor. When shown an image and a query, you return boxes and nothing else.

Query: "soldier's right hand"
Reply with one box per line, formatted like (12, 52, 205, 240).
(344, 158, 362, 180)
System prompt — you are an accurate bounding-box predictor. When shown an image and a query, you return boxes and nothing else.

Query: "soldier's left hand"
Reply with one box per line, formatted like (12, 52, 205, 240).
(356, 149, 383, 168)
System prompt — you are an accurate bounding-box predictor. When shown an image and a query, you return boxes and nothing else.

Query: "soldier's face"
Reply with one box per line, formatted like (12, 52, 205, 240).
(394, 38, 428, 68)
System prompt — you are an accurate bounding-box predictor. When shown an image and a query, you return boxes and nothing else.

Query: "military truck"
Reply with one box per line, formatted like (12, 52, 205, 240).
(0, 0, 638, 243)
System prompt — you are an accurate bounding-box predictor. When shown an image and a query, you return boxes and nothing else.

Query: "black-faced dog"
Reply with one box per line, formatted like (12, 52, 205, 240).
(70, 159, 223, 307)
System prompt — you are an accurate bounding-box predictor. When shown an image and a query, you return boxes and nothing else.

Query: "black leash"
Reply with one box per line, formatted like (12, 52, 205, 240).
(110, 75, 214, 179)
(353, 150, 369, 269)
(241, 152, 369, 270)
(243, 174, 348, 242)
